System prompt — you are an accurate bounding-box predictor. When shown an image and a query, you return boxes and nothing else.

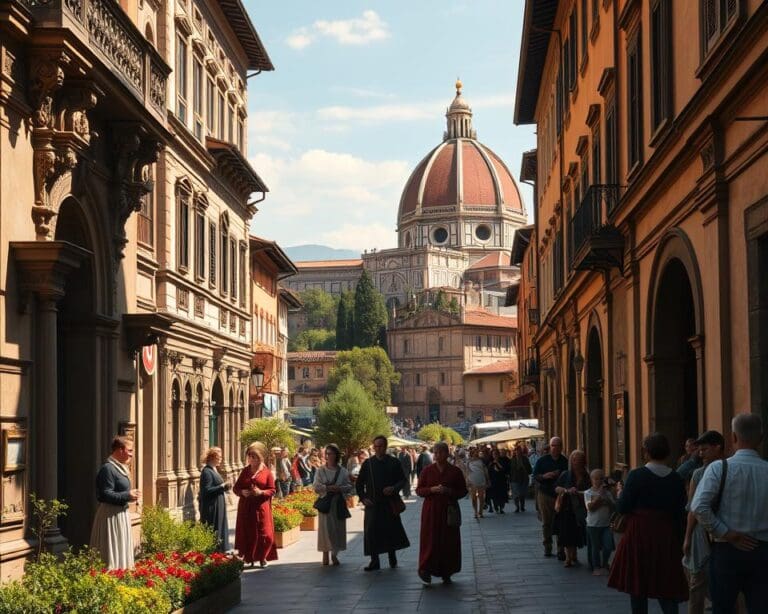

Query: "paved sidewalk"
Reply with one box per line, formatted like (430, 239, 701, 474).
(229, 496, 663, 613)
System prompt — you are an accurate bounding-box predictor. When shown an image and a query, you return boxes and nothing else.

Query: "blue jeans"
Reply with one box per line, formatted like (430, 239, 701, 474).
(710, 541, 768, 614)
(278, 479, 292, 498)
(586, 525, 614, 569)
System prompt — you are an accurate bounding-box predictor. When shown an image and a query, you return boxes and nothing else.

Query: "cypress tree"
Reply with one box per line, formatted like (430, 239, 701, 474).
(353, 270, 387, 348)
(336, 290, 355, 350)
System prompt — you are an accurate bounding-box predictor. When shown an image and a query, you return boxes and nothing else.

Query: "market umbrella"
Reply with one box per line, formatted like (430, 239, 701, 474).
(469, 426, 545, 445)
(388, 436, 421, 447)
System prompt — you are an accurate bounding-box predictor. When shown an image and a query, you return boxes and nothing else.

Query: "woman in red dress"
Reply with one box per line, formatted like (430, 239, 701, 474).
(234, 442, 278, 568)
(416, 442, 468, 585)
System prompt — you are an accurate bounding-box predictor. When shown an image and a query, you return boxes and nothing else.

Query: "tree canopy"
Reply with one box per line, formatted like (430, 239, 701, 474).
(326, 346, 400, 409)
(417, 424, 465, 445)
(315, 378, 391, 459)
(288, 328, 336, 352)
(299, 288, 339, 330)
(353, 270, 387, 348)
(335, 290, 355, 350)
(239, 417, 296, 462)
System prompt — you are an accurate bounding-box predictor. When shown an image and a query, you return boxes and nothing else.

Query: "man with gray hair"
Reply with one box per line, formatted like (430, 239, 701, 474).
(691, 413, 768, 613)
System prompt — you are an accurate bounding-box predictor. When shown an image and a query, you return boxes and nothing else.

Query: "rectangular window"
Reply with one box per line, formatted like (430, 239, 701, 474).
(288, 366, 295, 380)
(177, 190, 189, 270)
(592, 123, 602, 185)
(238, 116, 245, 153)
(627, 30, 643, 171)
(302, 367, 310, 379)
(403, 339, 410, 354)
(228, 105, 235, 143)
(138, 173, 154, 247)
(495, 336, 502, 351)
(193, 59, 203, 140)
(230, 238, 237, 299)
(606, 100, 618, 185)
(553, 230, 564, 293)
(702, 0, 738, 55)
(581, 153, 590, 196)
(316, 367, 323, 378)
(475, 336, 482, 351)
(505, 336, 511, 352)
(206, 77, 215, 136)
(569, 11, 578, 88)
(416, 373, 421, 386)
(209, 222, 217, 285)
(176, 36, 188, 123)
(194, 211, 205, 279)
(220, 228, 228, 295)
(440, 372, 446, 385)
(239, 245, 246, 306)
(438, 337, 444, 352)
(556, 66, 563, 135)
(486, 335, 492, 350)
(580, 0, 588, 64)
(218, 89, 225, 139)
(650, 0, 672, 132)
(499, 379, 504, 393)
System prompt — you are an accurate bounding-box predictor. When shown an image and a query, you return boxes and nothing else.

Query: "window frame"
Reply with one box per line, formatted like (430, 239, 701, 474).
(176, 183, 191, 272)
(650, 0, 673, 136)
(626, 28, 644, 175)
(176, 35, 188, 123)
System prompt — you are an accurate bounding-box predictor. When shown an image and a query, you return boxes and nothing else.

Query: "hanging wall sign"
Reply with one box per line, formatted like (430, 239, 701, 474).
(142, 345, 156, 376)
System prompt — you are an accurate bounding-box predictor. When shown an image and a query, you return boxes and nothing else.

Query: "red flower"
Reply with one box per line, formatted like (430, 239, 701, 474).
(146, 579, 155, 588)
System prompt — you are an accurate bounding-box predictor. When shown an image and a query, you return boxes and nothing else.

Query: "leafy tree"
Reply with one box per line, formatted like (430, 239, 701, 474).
(417, 424, 465, 444)
(448, 297, 460, 315)
(326, 346, 400, 409)
(353, 270, 387, 348)
(315, 378, 391, 459)
(288, 328, 336, 351)
(299, 288, 339, 330)
(434, 289, 448, 311)
(335, 290, 355, 350)
(29, 494, 68, 561)
(239, 417, 296, 463)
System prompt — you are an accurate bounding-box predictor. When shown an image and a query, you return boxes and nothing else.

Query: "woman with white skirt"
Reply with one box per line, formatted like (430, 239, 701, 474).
(313, 444, 353, 566)
(89, 436, 140, 569)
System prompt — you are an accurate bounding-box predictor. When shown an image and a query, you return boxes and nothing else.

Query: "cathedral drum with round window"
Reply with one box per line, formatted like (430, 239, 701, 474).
(432, 226, 449, 245)
(475, 224, 492, 242)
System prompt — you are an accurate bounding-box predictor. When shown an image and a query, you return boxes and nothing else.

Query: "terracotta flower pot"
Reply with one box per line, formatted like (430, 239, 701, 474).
(300, 515, 318, 531)
(274, 525, 301, 548)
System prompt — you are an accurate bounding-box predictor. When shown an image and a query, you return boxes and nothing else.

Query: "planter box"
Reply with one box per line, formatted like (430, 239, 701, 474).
(172, 577, 240, 614)
(300, 515, 318, 531)
(275, 525, 301, 548)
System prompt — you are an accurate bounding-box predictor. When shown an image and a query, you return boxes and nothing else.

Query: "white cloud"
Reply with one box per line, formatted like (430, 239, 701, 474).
(316, 92, 516, 124)
(331, 86, 396, 100)
(285, 10, 390, 50)
(249, 149, 408, 250)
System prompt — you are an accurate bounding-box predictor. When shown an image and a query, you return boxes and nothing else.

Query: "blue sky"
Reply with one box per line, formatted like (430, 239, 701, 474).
(244, 1, 535, 252)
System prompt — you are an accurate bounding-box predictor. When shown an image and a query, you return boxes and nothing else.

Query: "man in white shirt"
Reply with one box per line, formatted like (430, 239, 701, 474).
(690, 413, 768, 614)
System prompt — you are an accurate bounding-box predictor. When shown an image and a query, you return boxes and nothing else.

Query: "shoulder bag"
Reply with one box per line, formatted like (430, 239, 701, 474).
(313, 467, 342, 514)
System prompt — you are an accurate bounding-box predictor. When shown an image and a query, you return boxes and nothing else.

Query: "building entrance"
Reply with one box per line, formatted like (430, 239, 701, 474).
(585, 328, 604, 470)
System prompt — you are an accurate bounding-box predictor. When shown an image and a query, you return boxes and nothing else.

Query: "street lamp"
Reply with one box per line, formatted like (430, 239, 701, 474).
(251, 365, 265, 390)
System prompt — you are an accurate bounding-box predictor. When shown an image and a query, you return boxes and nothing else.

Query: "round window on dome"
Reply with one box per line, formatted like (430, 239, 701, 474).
(475, 224, 492, 242)
(432, 227, 448, 245)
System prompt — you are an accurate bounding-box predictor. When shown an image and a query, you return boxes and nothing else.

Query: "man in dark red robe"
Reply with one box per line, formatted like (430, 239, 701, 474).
(416, 442, 468, 584)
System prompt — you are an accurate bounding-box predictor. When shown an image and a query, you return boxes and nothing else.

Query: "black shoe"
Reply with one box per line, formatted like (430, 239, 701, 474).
(364, 558, 381, 571)
(418, 570, 432, 585)
(388, 552, 398, 568)
(557, 551, 566, 561)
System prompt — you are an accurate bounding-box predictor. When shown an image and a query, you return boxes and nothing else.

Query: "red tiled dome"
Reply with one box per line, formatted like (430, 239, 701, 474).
(398, 138, 524, 219)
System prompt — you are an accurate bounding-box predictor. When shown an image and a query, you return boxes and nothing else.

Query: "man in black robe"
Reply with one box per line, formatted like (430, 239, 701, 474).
(356, 435, 410, 570)
(398, 448, 414, 497)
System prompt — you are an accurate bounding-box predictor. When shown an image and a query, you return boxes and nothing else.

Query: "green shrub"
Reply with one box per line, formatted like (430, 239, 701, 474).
(0, 581, 49, 614)
(140, 506, 217, 556)
(417, 424, 464, 444)
(239, 417, 296, 460)
(112, 585, 172, 614)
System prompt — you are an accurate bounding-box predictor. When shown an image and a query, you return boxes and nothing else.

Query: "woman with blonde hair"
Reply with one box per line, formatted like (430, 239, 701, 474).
(465, 447, 490, 519)
(234, 441, 277, 567)
(198, 447, 231, 552)
(554, 449, 590, 567)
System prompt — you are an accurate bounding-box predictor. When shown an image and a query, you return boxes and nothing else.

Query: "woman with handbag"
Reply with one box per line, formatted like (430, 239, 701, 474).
(313, 444, 353, 566)
(416, 442, 468, 585)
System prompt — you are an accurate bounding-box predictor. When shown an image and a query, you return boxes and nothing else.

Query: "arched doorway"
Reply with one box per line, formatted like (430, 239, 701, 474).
(210, 378, 223, 448)
(55, 198, 99, 547)
(652, 257, 700, 459)
(585, 327, 604, 469)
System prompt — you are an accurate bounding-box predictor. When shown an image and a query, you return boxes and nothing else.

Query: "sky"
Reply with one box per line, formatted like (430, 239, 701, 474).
(244, 1, 536, 252)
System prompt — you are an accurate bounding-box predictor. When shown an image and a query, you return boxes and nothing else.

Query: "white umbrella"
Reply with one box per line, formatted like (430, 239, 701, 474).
(470, 426, 545, 445)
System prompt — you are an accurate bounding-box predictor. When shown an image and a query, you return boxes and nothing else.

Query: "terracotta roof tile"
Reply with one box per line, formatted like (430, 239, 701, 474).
(295, 259, 363, 268)
(467, 251, 509, 270)
(462, 141, 498, 205)
(422, 143, 457, 208)
(463, 308, 517, 329)
(464, 359, 518, 375)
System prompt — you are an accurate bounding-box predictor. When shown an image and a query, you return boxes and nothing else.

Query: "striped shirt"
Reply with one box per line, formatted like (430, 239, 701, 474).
(690, 449, 768, 541)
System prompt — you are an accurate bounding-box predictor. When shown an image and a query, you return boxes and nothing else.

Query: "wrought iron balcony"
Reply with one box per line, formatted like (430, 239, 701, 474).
(569, 185, 624, 271)
(523, 357, 539, 384)
(22, 0, 168, 122)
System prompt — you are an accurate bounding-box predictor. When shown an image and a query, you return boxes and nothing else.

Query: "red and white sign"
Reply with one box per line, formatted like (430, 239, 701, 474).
(142, 345, 156, 376)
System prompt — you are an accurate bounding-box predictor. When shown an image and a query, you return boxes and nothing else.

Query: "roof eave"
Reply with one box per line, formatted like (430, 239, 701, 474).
(219, 0, 274, 71)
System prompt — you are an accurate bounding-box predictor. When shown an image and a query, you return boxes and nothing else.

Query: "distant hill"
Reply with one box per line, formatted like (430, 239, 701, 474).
(284, 244, 361, 262)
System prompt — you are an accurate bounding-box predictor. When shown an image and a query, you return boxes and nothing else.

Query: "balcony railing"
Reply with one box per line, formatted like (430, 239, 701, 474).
(23, 0, 168, 120)
(523, 357, 539, 384)
(569, 184, 624, 271)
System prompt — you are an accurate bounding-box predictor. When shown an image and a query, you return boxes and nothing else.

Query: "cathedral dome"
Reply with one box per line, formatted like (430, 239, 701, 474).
(398, 83, 525, 222)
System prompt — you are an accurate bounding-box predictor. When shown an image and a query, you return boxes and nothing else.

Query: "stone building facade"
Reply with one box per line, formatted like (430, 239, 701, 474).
(0, 0, 273, 576)
(515, 0, 768, 470)
(287, 351, 338, 408)
(388, 307, 517, 424)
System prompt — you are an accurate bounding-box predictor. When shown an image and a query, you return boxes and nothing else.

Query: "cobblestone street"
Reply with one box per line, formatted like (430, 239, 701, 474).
(228, 495, 665, 614)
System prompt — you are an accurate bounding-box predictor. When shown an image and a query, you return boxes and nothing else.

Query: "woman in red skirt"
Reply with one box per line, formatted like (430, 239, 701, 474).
(608, 433, 688, 614)
(234, 442, 278, 568)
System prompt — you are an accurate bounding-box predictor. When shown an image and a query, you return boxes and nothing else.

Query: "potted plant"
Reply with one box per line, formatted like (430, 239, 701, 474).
(283, 491, 319, 531)
(272, 504, 302, 548)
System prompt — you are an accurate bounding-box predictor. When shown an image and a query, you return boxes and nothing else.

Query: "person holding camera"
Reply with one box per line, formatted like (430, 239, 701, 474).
(199, 447, 231, 552)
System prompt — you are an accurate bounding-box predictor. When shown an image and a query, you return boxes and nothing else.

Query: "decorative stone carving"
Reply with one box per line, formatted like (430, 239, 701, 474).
(167, 351, 185, 370)
(87, 0, 142, 91)
(212, 347, 227, 371)
(192, 357, 207, 372)
(700, 142, 715, 172)
(194, 294, 204, 317)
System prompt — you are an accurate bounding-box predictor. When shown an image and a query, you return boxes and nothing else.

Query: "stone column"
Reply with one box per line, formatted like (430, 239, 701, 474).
(11, 242, 90, 551)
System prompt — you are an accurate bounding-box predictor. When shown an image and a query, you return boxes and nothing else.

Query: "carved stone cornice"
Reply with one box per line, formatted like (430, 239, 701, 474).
(226, 365, 235, 381)
(166, 351, 185, 370)
(110, 123, 163, 258)
(192, 357, 208, 372)
(238, 369, 249, 381)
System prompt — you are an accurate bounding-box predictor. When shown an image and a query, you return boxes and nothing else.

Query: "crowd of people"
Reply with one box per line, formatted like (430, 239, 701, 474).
(87, 413, 768, 612)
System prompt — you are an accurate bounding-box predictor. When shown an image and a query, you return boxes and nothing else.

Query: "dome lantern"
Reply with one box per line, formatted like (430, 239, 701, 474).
(444, 80, 476, 141)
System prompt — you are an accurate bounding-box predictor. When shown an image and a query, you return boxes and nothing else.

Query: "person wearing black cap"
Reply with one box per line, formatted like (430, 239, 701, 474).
(682, 430, 725, 614)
